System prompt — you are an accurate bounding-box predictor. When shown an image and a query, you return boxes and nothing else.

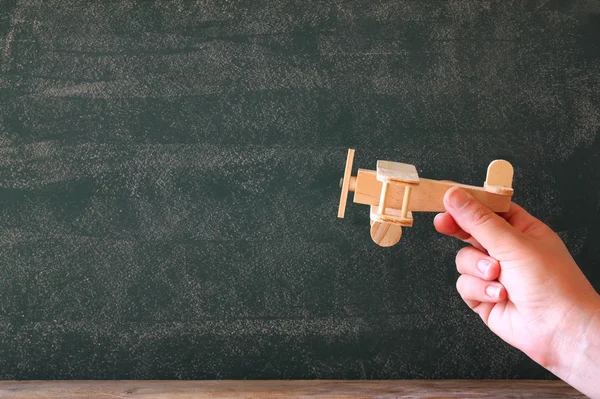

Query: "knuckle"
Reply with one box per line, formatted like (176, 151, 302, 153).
(454, 248, 464, 265)
(455, 276, 465, 293)
(455, 246, 476, 269)
(469, 206, 497, 229)
(455, 248, 468, 271)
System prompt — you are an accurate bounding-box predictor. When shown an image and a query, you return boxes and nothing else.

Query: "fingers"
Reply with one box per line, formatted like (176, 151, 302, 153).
(456, 246, 501, 281)
(454, 245, 506, 325)
(443, 187, 523, 257)
(433, 212, 485, 252)
(456, 274, 506, 304)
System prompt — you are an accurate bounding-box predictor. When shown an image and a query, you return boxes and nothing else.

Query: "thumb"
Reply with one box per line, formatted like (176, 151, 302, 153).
(443, 187, 522, 255)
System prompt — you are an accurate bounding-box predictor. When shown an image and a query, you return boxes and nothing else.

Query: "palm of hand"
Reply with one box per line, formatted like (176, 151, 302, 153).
(489, 225, 595, 363)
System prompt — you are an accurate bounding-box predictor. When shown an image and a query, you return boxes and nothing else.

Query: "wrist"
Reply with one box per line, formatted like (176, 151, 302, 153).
(549, 293, 600, 395)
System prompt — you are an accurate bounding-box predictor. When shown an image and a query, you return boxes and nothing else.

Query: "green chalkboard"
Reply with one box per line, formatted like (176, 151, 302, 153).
(0, 0, 599, 379)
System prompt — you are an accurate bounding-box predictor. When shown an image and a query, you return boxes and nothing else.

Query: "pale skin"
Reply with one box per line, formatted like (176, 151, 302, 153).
(434, 187, 600, 398)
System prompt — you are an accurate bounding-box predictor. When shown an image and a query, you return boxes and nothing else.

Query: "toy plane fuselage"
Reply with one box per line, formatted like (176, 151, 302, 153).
(338, 149, 514, 247)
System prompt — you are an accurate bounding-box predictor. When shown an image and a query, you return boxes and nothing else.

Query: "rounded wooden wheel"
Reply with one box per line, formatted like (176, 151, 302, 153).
(337, 149, 355, 218)
(370, 221, 402, 247)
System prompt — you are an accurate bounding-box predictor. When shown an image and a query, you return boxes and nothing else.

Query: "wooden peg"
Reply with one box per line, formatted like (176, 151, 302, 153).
(378, 182, 389, 215)
(400, 186, 412, 218)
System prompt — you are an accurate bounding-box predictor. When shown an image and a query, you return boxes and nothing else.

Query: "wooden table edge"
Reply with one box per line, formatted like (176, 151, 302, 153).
(0, 379, 586, 398)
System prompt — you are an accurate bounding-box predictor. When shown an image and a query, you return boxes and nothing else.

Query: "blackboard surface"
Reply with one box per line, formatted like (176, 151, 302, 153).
(0, 0, 599, 380)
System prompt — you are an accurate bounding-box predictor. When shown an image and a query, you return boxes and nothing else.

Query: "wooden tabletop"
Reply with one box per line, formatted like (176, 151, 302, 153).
(0, 380, 585, 398)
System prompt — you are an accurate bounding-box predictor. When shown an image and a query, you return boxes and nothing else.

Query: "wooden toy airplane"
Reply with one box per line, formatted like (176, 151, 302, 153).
(338, 149, 514, 247)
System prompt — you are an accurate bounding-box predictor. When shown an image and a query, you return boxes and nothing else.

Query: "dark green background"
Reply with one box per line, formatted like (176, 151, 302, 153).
(0, 0, 599, 379)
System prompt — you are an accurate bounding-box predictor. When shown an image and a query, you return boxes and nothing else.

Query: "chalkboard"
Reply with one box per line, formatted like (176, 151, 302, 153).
(0, 0, 599, 380)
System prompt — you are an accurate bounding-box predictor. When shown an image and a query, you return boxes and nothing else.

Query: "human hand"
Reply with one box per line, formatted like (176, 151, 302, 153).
(434, 187, 600, 396)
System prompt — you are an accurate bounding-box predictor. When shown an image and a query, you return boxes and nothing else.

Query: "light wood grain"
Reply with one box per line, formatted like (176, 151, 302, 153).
(354, 170, 511, 213)
(0, 380, 584, 398)
(485, 160, 514, 187)
(370, 206, 414, 227)
(370, 220, 403, 247)
(338, 149, 355, 218)
(484, 160, 514, 195)
(376, 160, 420, 184)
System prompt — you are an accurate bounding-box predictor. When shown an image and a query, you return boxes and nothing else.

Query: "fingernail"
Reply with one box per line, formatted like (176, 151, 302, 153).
(446, 188, 470, 209)
(485, 284, 501, 299)
(477, 259, 493, 276)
